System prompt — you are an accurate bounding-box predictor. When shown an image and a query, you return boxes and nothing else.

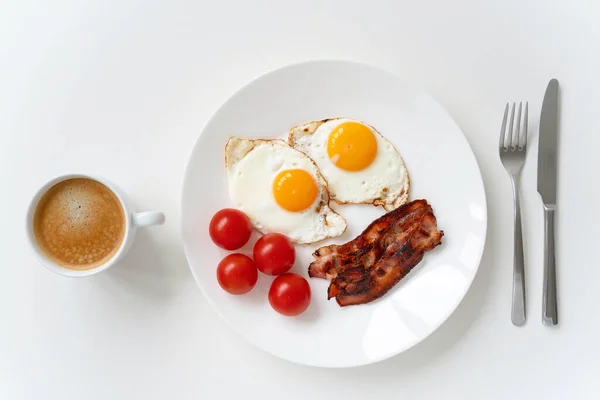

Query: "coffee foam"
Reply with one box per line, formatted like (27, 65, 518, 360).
(33, 178, 126, 270)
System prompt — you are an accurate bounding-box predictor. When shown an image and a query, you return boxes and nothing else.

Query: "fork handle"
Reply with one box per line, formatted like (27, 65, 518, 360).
(542, 207, 558, 326)
(511, 177, 526, 326)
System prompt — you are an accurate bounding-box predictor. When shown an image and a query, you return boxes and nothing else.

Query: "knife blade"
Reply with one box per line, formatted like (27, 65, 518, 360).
(537, 79, 559, 205)
(538, 78, 559, 326)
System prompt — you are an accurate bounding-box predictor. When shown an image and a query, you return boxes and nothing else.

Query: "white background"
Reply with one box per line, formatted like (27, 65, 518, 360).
(1, 0, 599, 399)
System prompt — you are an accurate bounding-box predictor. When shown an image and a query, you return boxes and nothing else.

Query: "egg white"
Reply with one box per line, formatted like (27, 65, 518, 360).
(288, 118, 410, 211)
(225, 138, 347, 244)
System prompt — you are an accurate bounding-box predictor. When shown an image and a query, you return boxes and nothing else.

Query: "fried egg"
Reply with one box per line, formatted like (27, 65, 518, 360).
(225, 137, 347, 244)
(288, 118, 410, 211)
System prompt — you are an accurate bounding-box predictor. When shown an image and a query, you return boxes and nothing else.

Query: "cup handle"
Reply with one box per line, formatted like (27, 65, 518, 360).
(132, 211, 166, 227)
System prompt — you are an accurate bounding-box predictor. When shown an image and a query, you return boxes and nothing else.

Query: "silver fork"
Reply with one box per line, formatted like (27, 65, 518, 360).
(499, 102, 528, 326)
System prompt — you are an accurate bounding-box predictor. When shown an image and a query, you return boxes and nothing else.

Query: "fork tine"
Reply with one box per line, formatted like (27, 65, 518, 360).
(500, 103, 509, 150)
(515, 102, 522, 149)
(507, 102, 516, 149)
(522, 102, 528, 148)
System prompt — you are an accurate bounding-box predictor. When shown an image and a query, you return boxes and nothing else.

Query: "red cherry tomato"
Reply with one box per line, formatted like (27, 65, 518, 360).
(253, 233, 295, 276)
(209, 208, 252, 250)
(216, 254, 258, 295)
(268, 273, 311, 316)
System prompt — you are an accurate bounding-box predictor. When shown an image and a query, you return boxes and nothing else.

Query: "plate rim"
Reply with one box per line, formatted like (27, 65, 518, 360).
(181, 59, 488, 368)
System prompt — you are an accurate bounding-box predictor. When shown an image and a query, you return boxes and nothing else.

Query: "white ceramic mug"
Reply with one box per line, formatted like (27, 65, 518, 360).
(26, 174, 165, 277)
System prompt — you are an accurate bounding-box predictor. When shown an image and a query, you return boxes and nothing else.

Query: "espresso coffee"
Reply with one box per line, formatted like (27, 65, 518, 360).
(33, 178, 126, 270)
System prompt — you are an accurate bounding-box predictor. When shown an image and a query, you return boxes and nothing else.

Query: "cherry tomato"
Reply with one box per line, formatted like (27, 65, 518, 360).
(268, 273, 311, 316)
(216, 254, 258, 295)
(253, 233, 295, 276)
(209, 208, 252, 250)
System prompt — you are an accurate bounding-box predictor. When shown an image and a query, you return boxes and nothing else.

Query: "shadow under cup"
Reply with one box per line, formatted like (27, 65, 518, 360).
(27, 175, 133, 277)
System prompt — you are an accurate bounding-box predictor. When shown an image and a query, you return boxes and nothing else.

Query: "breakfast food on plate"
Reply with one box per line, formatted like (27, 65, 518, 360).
(268, 273, 311, 316)
(253, 233, 296, 276)
(288, 118, 410, 211)
(225, 137, 347, 244)
(308, 199, 443, 307)
(209, 208, 253, 250)
(217, 253, 258, 295)
(216, 120, 429, 314)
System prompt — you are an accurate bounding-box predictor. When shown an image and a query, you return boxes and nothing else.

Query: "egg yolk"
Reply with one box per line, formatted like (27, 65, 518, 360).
(327, 122, 377, 171)
(273, 169, 318, 212)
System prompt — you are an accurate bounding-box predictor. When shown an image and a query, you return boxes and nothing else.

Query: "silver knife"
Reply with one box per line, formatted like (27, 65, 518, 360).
(538, 79, 559, 326)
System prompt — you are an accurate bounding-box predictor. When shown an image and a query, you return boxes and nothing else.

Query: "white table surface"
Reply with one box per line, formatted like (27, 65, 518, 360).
(2, 1, 599, 399)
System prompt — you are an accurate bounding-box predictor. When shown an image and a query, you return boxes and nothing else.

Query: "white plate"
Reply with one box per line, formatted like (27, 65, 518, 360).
(181, 60, 487, 368)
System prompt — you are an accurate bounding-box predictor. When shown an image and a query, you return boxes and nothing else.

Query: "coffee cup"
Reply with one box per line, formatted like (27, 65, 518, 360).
(26, 174, 165, 277)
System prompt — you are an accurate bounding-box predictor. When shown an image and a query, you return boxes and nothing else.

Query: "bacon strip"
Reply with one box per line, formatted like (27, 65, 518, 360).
(308, 199, 443, 307)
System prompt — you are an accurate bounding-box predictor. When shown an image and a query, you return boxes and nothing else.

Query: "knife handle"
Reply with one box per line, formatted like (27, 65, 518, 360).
(542, 206, 558, 326)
